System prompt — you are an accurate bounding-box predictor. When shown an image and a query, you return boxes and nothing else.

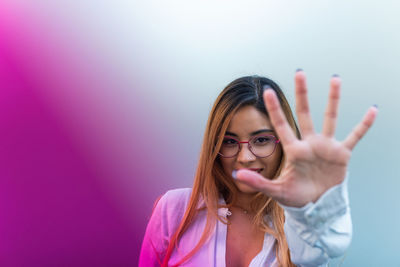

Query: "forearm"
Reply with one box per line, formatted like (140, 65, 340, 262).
(281, 177, 352, 266)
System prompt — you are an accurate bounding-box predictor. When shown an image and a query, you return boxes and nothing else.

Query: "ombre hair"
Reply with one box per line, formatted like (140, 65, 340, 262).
(162, 76, 300, 267)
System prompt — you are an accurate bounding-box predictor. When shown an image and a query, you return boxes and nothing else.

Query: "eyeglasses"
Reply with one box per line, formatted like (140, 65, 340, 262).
(218, 134, 280, 158)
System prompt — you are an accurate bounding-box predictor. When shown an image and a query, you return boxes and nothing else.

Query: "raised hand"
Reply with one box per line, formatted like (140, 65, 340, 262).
(235, 71, 378, 207)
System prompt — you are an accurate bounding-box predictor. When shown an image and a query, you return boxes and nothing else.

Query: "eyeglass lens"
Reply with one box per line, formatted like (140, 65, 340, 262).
(219, 135, 277, 158)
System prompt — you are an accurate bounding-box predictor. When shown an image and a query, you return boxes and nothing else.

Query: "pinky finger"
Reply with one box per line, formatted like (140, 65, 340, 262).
(343, 106, 378, 150)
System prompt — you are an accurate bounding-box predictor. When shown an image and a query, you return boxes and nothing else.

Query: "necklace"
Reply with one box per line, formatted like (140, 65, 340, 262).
(237, 207, 249, 214)
(227, 206, 249, 216)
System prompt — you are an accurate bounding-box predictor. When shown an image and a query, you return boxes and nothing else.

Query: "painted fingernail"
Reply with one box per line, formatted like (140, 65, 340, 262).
(373, 104, 378, 109)
(232, 170, 237, 179)
(332, 74, 340, 78)
(296, 68, 303, 72)
(263, 84, 272, 90)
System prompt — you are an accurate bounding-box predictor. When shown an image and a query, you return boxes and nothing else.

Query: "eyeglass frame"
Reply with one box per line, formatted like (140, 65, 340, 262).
(218, 134, 280, 158)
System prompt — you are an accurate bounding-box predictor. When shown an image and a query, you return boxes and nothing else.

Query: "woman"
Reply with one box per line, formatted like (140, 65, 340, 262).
(139, 71, 377, 266)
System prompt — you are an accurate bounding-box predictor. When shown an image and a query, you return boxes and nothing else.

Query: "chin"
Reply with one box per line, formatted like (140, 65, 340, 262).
(235, 180, 258, 194)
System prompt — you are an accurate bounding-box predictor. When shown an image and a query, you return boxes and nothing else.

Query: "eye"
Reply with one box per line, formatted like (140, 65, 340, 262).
(222, 137, 238, 146)
(253, 136, 273, 145)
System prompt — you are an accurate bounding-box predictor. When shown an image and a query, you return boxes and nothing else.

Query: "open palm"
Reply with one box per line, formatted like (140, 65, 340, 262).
(236, 71, 378, 207)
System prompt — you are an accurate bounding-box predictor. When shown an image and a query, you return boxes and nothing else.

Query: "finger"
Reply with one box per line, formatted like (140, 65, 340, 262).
(295, 70, 315, 136)
(322, 75, 341, 137)
(343, 106, 378, 150)
(264, 89, 297, 147)
(235, 169, 282, 198)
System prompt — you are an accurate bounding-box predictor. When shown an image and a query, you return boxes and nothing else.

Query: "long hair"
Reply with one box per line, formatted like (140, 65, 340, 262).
(162, 76, 300, 267)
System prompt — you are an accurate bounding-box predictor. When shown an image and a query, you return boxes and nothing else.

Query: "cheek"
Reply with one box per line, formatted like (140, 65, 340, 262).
(262, 147, 283, 176)
(220, 158, 235, 174)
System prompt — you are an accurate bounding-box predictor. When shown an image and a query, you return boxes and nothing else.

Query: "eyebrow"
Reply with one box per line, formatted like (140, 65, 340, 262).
(225, 129, 274, 137)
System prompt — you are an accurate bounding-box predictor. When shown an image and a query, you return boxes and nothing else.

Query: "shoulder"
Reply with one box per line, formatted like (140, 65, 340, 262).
(140, 188, 193, 264)
(163, 188, 192, 201)
(152, 188, 192, 223)
(160, 188, 192, 208)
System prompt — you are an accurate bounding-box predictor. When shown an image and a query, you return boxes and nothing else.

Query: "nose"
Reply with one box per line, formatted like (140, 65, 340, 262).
(237, 143, 256, 164)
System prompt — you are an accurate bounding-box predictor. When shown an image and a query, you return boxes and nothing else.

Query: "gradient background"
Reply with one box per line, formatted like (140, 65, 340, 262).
(0, 0, 398, 266)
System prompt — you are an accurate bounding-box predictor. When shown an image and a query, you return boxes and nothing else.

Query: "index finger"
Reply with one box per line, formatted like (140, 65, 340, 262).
(264, 89, 297, 147)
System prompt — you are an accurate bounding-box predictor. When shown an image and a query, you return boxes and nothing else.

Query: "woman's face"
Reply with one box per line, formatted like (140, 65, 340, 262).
(219, 105, 283, 194)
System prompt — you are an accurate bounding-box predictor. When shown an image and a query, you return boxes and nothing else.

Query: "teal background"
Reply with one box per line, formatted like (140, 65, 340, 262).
(1, 0, 398, 266)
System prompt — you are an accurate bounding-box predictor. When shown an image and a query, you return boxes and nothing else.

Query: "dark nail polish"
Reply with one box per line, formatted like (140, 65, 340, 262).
(232, 170, 237, 179)
(296, 68, 303, 72)
(263, 84, 272, 90)
(332, 74, 340, 78)
(373, 104, 378, 109)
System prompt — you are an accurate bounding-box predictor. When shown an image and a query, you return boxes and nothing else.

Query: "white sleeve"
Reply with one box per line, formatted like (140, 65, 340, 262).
(138, 194, 168, 267)
(280, 177, 352, 267)
(139, 189, 191, 267)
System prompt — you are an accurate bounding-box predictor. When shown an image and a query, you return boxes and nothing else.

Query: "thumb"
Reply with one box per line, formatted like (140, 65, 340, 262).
(235, 169, 282, 198)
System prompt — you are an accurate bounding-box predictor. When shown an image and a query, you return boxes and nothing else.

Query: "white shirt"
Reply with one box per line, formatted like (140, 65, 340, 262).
(139, 178, 351, 266)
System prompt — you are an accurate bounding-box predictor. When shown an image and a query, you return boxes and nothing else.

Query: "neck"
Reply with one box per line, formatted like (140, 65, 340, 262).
(233, 191, 256, 210)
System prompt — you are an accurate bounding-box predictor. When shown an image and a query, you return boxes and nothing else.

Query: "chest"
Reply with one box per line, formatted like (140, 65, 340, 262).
(225, 214, 265, 267)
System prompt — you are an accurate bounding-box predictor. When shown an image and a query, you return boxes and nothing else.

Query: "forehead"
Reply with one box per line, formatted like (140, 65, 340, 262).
(226, 105, 272, 135)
